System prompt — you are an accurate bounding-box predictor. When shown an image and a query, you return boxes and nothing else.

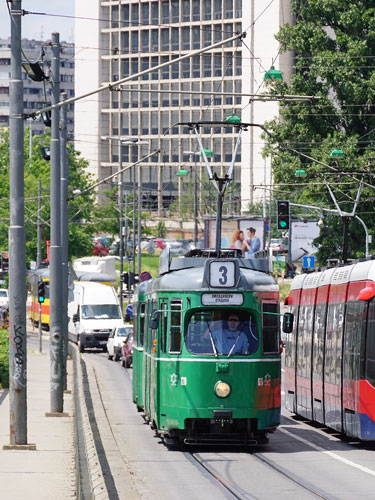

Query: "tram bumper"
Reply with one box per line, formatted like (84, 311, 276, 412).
(181, 416, 265, 446)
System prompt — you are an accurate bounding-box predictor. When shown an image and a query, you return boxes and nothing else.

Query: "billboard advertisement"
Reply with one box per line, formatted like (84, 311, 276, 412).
(290, 221, 320, 262)
(205, 217, 265, 252)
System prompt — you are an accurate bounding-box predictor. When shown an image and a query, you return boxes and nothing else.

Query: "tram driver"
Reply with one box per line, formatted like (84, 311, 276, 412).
(186, 310, 259, 355)
(211, 314, 249, 355)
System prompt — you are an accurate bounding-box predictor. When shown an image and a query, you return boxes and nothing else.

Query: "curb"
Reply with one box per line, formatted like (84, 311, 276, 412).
(69, 343, 110, 500)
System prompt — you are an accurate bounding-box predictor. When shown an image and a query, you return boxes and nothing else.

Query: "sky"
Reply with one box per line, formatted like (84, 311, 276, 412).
(0, 0, 75, 42)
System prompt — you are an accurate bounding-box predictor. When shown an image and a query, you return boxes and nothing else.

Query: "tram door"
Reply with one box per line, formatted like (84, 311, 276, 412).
(143, 299, 154, 417)
(324, 300, 345, 431)
(312, 287, 329, 423)
(342, 300, 366, 437)
(296, 301, 313, 419)
(285, 301, 301, 413)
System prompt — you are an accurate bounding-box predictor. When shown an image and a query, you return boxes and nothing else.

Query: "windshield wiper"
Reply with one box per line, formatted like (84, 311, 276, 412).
(206, 321, 218, 357)
(227, 333, 241, 358)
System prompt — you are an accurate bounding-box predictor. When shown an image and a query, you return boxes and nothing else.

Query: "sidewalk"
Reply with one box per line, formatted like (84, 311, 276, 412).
(0, 336, 76, 500)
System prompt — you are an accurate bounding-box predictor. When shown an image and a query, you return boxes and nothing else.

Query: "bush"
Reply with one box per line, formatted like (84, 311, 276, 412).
(0, 329, 9, 389)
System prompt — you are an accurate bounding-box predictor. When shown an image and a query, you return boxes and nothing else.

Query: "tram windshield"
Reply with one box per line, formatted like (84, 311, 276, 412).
(186, 310, 259, 356)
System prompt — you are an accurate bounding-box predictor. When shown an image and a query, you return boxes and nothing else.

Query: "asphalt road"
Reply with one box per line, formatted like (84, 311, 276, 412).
(80, 350, 375, 500)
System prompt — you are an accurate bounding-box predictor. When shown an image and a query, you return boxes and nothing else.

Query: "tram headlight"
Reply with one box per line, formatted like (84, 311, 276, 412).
(214, 381, 231, 398)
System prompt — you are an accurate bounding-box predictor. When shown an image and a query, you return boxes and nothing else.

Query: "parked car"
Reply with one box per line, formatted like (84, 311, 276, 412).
(107, 325, 133, 361)
(93, 239, 109, 257)
(152, 238, 166, 250)
(0, 289, 9, 308)
(164, 239, 187, 256)
(269, 238, 288, 253)
(121, 331, 134, 368)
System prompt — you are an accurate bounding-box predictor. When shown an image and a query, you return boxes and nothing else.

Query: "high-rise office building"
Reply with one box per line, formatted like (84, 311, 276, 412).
(74, 0, 282, 214)
(0, 38, 75, 136)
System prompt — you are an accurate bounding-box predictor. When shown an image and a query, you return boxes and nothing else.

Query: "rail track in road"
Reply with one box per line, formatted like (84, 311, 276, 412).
(82, 351, 375, 500)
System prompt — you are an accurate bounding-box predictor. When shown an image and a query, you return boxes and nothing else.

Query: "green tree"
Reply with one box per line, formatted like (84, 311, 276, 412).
(264, 1, 375, 262)
(0, 127, 96, 264)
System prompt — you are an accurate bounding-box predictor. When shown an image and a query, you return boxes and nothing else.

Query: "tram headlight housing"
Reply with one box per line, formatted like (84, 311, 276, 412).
(214, 381, 231, 398)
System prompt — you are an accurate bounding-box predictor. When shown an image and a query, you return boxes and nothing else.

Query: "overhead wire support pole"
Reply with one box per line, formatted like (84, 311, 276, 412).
(180, 120, 251, 255)
(60, 92, 68, 391)
(6, 0, 34, 450)
(289, 201, 370, 260)
(48, 32, 64, 415)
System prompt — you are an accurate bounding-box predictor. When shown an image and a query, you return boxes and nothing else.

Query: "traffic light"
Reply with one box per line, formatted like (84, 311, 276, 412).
(277, 201, 290, 230)
(122, 272, 139, 290)
(38, 281, 45, 303)
(1, 251, 8, 272)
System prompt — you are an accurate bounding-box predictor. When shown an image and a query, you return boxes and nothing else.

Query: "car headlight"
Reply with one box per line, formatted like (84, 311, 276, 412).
(214, 381, 231, 398)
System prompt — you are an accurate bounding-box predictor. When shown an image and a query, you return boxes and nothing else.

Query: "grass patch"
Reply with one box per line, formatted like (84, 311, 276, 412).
(0, 329, 9, 389)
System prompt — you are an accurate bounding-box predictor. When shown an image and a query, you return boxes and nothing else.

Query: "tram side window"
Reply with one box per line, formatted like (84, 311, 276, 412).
(160, 302, 168, 353)
(262, 302, 279, 354)
(366, 302, 375, 385)
(133, 304, 138, 347)
(139, 303, 145, 347)
(169, 300, 182, 353)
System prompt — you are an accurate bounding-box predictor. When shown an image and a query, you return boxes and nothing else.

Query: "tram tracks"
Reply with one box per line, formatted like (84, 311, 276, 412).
(186, 447, 331, 500)
(87, 355, 347, 500)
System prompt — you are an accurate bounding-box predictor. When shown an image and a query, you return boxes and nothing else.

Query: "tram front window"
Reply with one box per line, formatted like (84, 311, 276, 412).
(186, 310, 259, 356)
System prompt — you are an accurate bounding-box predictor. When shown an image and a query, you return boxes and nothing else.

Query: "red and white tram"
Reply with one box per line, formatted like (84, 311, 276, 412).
(285, 259, 375, 440)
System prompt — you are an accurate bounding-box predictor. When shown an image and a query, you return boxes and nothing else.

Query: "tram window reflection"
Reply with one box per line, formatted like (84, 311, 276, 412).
(185, 310, 259, 355)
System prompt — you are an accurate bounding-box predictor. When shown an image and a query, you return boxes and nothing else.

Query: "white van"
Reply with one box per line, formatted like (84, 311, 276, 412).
(68, 281, 124, 353)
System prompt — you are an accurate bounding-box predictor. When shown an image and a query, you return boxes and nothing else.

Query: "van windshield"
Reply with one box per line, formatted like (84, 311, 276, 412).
(81, 304, 122, 320)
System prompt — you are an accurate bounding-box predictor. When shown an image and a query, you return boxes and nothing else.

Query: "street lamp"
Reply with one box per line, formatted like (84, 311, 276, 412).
(182, 151, 200, 246)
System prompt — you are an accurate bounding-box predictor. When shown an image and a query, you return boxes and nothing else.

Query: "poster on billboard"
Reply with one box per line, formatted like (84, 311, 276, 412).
(290, 221, 320, 262)
(205, 217, 265, 253)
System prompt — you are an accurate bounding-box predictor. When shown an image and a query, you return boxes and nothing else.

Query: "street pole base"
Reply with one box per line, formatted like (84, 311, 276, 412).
(3, 443, 37, 451)
(45, 412, 70, 417)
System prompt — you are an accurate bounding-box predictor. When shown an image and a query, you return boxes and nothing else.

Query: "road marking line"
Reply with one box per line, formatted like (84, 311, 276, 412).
(279, 427, 375, 477)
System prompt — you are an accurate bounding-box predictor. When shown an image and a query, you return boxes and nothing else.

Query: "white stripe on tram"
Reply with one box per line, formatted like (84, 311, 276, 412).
(142, 351, 279, 363)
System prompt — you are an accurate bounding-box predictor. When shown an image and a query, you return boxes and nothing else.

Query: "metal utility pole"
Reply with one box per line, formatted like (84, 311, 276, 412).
(6, 0, 32, 449)
(119, 160, 124, 312)
(132, 165, 136, 279)
(193, 166, 198, 246)
(137, 165, 142, 276)
(60, 92, 68, 390)
(36, 179, 42, 268)
(48, 32, 64, 414)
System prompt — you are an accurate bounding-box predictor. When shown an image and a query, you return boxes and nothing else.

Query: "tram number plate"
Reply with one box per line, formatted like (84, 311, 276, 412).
(209, 261, 235, 287)
(202, 293, 243, 305)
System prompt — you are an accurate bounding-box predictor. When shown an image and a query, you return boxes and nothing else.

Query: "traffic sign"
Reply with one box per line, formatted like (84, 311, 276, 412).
(139, 271, 152, 282)
(125, 304, 133, 318)
(302, 255, 315, 269)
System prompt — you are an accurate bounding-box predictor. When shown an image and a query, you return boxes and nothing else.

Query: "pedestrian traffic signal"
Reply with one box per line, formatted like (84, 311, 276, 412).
(277, 201, 290, 230)
(38, 281, 45, 303)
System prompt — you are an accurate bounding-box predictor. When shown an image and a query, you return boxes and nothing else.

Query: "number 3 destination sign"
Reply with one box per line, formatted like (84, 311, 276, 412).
(209, 261, 235, 287)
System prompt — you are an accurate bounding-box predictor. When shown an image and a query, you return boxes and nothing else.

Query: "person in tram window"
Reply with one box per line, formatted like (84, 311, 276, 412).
(210, 314, 249, 355)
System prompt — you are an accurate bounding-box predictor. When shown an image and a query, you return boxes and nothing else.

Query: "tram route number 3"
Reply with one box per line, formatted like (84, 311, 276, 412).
(209, 261, 235, 288)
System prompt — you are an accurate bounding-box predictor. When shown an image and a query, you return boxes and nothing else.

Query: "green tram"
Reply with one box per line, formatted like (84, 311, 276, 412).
(132, 249, 282, 445)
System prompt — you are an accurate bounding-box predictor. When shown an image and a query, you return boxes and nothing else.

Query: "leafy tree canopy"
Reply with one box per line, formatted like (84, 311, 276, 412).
(264, 0, 375, 263)
(0, 127, 97, 265)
